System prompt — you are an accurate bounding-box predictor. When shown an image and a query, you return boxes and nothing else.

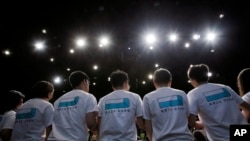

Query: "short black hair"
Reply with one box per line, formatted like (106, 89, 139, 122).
(153, 68, 172, 85)
(187, 64, 209, 83)
(30, 81, 54, 99)
(69, 71, 89, 88)
(0, 90, 25, 114)
(110, 70, 129, 88)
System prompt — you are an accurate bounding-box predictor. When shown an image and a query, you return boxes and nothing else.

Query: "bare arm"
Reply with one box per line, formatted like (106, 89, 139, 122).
(136, 116, 145, 130)
(239, 101, 250, 119)
(0, 129, 12, 141)
(45, 125, 52, 141)
(96, 117, 101, 141)
(86, 111, 98, 132)
(145, 119, 152, 141)
(188, 114, 204, 129)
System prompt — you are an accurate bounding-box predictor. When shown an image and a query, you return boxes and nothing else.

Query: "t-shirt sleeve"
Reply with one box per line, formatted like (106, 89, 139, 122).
(97, 98, 103, 117)
(242, 93, 250, 104)
(187, 92, 198, 116)
(86, 95, 98, 113)
(135, 95, 143, 117)
(2, 113, 16, 129)
(43, 104, 54, 127)
(182, 92, 190, 116)
(142, 96, 151, 120)
(226, 86, 244, 105)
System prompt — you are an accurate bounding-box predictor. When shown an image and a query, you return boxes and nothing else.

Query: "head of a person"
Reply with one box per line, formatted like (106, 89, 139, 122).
(69, 70, 90, 92)
(0, 90, 25, 114)
(153, 68, 172, 88)
(237, 68, 250, 96)
(110, 70, 130, 90)
(30, 81, 54, 100)
(187, 64, 209, 87)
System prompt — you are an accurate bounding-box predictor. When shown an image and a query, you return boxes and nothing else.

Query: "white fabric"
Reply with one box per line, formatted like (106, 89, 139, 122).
(143, 87, 193, 141)
(48, 89, 98, 141)
(98, 90, 143, 141)
(187, 83, 247, 141)
(11, 98, 54, 141)
(0, 110, 16, 141)
(242, 91, 250, 104)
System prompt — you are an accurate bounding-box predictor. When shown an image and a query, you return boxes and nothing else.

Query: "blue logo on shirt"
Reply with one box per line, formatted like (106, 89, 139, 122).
(16, 108, 36, 119)
(158, 95, 183, 108)
(58, 96, 79, 107)
(204, 88, 231, 102)
(105, 98, 130, 110)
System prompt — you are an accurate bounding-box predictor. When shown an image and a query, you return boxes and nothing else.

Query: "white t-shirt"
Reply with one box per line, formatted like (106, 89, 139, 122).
(48, 89, 98, 141)
(0, 110, 16, 141)
(242, 91, 250, 104)
(143, 87, 193, 141)
(98, 90, 143, 141)
(187, 83, 247, 141)
(11, 98, 54, 141)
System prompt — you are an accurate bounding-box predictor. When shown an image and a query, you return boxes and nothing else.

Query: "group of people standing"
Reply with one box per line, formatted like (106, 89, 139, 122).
(1, 63, 250, 141)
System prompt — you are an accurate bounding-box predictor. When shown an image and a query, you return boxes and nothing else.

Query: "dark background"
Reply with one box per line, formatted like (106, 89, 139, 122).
(1, 0, 250, 102)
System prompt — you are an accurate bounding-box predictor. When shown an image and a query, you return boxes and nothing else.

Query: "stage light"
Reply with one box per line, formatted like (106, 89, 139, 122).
(34, 41, 45, 50)
(3, 49, 11, 56)
(148, 74, 153, 80)
(155, 63, 159, 68)
(50, 58, 54, 62)
(69, 49, 75, 54)
(145, 33, 157, 45)
(42, 29, 47, 34)
(75, 38, 86, 48)
(206, 32, 216, 41)
(93, 65, 98, 70)
(169, 33, 178, 42)
(219, 14, 224, 19)
(193, 34, 200, 40)
(53, 76, 62, 84)
(99, 36, 110, 47)
(185, 42, 190, 48)
(142, 81, 146, 85)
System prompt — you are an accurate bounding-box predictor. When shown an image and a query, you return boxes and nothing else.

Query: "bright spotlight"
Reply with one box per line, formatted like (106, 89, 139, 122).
(206, 32, 216, 41)
(169, 34, 178, 42)
(42, 29, 47, 34)
(99, 36, 110, 47)
(219, 14, 224, 19)
(3, 49, 11, 56)
(185, 42, 190, 48)
(69, 49, 75, 54)
(50, 58, 54, 62)
(145, 33, 157, 44)
(155, 63, 159, 68)
(34, 41, 45, 50)
(142, 81, 146, 85)
(75, 38, 86, 48)
(208, 72, 212, 77)
(93, 65, 98, 70)
(67, 68, 70, 71)
(53, 76, 62, 84)
(148, 74, 153, 80)
(193, 34, 200, 40)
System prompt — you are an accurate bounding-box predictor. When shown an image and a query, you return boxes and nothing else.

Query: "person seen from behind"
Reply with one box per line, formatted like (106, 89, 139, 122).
(0, 90, 25, 141)
(143, 68, 193, 141)
(97, 70, 145, 141)
(187, 64, 250, 141)
(48, 71, 98, 141)
(11, 81, 54, 141)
